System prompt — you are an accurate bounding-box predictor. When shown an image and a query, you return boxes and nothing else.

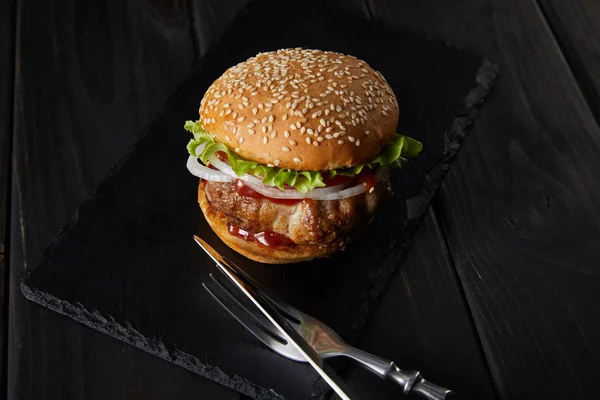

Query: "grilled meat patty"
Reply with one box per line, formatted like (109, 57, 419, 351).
(202, 175, 392, 246)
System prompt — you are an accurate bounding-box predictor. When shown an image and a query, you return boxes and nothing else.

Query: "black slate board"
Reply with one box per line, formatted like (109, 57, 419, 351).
(21, 0, 496, 398)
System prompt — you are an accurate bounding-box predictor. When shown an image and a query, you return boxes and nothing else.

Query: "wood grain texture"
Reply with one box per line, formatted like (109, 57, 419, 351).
(536, 0, 600, 125)
(189, 0, 250, 56)
(8, 0, 238, 399)
(1, 0, 16, 395)
(366, 0, 600, 398)
(10, 220, 240, 400)
(345, 209, 497, 399)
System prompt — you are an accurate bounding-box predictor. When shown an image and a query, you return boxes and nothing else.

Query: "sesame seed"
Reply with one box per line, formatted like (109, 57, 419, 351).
(336, 105, 342, 112)
(382, 110, 389, 116)
(274, 159, 281, 166)
(293, 157, 302, 163)
(282, 146, 290, 152)
(268, 115, 275, 123)
(325, 134, 333, 139)
(356, 139, 361, 146)
(284, 130, 290, 138)
(235, 147, 240, 152)
(263, 137, 268, 144)
(238, 117, 245, 122)
(247, 123, 255, 128)
(252, 107, 258, 115)
(348, 136, 356, 142)
(313, 141, 319, 147)
(262, 126, 267, 133)
(282, 114, 288, 120)
(338, 140, 345, 144)
(300, 127, 306, 134)
(306, 137, 312, 144)
(225, 136, 231, 141)
(238, 137, 244, 144)
(248, 129, 255, 135)
(307, 128, 314, 135)
(317, 136, 325, 142)
(365, 130, 371, 135)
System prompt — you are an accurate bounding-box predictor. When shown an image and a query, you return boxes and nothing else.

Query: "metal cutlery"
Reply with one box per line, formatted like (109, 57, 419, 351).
(195, 236, 453, 399)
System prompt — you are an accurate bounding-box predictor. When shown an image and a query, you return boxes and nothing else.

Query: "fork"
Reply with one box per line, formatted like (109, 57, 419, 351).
(203, 270, 453, 399)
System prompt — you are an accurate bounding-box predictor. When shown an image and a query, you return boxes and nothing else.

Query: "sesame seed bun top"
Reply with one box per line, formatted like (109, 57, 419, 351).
(199, 48, 399, 171)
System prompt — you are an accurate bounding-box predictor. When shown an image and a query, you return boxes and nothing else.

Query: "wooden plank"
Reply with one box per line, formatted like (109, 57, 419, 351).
(0, 0, 16, 395)
(537, 0, 600, 124)
(326, 0, 374, 20)
(189, 0, 250, 56)
(8, 0, 239, 398)
(366, 0, 600, 398)
(345, 209, 497, 399)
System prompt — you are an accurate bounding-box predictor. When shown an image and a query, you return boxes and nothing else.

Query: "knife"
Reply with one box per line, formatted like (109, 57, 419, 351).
(194, 236, 354, 400)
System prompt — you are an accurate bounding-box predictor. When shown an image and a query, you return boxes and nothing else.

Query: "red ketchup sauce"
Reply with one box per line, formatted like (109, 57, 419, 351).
(354, 169, 377, 192)
(228, 225, 296, 249)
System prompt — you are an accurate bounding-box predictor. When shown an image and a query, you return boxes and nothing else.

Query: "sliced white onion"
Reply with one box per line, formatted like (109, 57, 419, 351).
(208, 154, 351, 199)
(205, 154, 380, 200)
(208, 155, 264, 187)
(312, 183, 368, 200)
(194, 143, 207, 157)
(186, 155, 233, 182)
(242, 179, 349, 200)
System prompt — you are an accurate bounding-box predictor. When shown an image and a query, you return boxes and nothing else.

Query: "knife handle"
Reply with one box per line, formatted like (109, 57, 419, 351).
(345, 347, 452, 399)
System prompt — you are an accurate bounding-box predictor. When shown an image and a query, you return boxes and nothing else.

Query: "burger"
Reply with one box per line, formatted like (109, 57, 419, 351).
(185, 48, 422, 264)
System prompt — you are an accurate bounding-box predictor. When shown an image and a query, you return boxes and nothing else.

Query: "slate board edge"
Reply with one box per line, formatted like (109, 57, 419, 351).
(353, 59, 499, 334)
(20, 283, 285, 400)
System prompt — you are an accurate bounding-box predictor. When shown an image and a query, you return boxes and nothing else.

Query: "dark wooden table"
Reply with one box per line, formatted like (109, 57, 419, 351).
(2, 0, 600, 399)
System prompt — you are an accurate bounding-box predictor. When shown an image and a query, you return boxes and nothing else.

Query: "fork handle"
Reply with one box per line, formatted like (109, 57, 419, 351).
(345, 347, 452, 399)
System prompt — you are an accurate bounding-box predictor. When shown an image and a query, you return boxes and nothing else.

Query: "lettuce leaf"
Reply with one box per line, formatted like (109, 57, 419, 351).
(184, 120, 422, 193)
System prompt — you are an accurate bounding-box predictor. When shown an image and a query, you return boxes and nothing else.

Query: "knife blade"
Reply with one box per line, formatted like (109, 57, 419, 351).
(193, 236, 353, 400)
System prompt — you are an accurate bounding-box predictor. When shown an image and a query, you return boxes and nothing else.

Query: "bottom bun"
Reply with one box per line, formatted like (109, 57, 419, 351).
(197, 181, 357, 264)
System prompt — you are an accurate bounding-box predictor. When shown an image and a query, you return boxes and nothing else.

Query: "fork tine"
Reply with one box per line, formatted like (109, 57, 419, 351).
(221, 256, 305, 322)
(203, 274, 306, 362)
(208, 273, 279, 340)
